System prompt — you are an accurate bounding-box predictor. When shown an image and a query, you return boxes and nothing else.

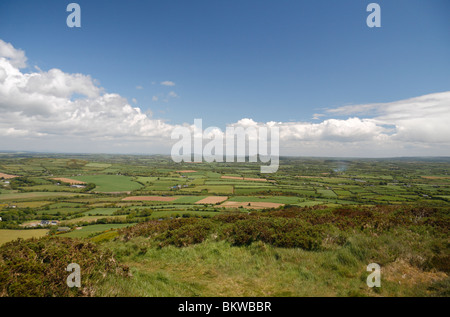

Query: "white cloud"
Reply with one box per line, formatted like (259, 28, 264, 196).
(312, 113, 325, 120)
(136, 85, 143, 90)
(168, 91, 178, 98)
(220, 92, 450, 156)
(0, 39, 449, 157)
(0, 40, 177, 153)
(277, 117, 388, 142)
(231, 118, 259, 128)
(327, 91, 450, 144)
(0, 39, 27, 68)
(161, 81, 175, 86)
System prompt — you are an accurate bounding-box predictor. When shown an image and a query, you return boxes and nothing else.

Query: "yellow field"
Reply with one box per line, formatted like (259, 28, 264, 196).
(14, 201, 52, 208)
(0, 229, 49, 245)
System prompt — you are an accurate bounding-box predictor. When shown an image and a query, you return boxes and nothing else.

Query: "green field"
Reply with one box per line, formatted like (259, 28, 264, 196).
(61, 215, 128, 224)
(0, 192, 84, 200)
(71, 175, 143, 192)
(48, 202, 84, 208)
(228, 196, 303, 204)
(150, 210, 219, 219)
(83, 208, 119, 216)
(84, 163, 112, 168)
(317, 189, 338, 198)
(181, 185, 233, 194)
(59, 223, 135, 238)
(170, 196, 208, 204)
(37, 207, 87, 215)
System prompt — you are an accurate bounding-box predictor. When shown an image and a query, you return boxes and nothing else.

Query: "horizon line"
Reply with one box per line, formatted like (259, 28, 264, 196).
(0, 150, 449, 160)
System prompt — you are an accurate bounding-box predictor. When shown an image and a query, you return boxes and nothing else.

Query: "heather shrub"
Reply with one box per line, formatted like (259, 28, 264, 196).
(0, 237, 128, 297)
(222, 217, 323, 250)
(156, 218, 215, 247)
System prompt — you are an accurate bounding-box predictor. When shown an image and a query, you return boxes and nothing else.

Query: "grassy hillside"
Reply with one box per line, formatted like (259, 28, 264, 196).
(2, 204, 447, 297)
(95, 205, 448, 297)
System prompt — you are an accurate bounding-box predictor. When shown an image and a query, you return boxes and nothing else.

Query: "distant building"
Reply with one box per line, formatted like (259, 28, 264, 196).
(70, 184, 86, 188)
(39, 220, 58, 226)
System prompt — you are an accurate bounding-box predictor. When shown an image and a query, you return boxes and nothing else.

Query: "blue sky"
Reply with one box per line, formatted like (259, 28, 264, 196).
(1, 0, 449, 126)
(0, 0, 449, 156)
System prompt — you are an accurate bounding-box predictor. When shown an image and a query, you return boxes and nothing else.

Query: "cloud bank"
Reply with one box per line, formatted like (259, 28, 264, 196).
(0, 39, 449, 157)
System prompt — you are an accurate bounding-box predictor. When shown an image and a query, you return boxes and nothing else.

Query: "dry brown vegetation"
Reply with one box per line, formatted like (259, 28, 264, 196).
(0, 173, 19, 179)
(51, 177, 86, 185)
(195, 196, 228, 204)
(221, 176, 268, 182)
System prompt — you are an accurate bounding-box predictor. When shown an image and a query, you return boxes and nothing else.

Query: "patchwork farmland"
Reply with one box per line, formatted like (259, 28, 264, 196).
(0, 154, 449, 297)
(1, 154, 449, 238)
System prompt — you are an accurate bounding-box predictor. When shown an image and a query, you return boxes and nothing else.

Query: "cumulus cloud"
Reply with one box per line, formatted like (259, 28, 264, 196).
(0, 39, 27, 68)
(221, 92, 450, 156)
(278, 118, 389, 142)
(0, 40, 177, 153)
(0, 39, 449, 157)
(327, 92, 450, 144)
